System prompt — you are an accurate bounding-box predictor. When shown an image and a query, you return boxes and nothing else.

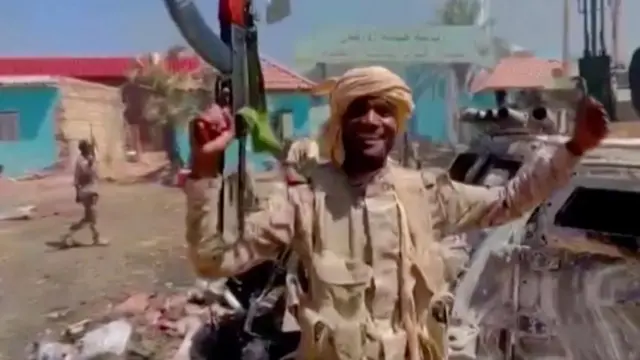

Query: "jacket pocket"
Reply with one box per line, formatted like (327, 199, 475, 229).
(311, 251, 373, 318)
(380, 331, 407, 360)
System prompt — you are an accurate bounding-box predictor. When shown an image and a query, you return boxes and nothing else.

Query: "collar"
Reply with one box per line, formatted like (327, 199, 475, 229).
(343, 162, 394, 198)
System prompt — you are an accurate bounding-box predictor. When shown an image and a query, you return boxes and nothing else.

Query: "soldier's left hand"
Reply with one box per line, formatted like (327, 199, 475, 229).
(569, 96, 610, 155)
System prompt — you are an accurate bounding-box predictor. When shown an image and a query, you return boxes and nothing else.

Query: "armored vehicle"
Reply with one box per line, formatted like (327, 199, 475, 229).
(447, 107, 640, 360)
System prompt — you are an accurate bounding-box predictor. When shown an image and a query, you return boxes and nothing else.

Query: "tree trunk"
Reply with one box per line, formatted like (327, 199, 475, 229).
(451, 63, 471, 91)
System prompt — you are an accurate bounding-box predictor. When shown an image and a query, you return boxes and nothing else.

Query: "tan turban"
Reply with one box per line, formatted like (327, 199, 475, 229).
(312, 66, 415, 165)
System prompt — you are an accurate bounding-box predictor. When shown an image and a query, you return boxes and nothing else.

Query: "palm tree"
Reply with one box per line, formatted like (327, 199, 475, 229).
(126, 47, 213, 171)
(436, 0, 481, 26)
(436, 0, 512, 89)
(432, 0, 514, 144)
(437, 0, 482, 91)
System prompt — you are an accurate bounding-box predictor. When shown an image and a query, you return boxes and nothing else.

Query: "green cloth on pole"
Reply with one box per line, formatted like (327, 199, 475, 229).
(237, 107, 282, 156)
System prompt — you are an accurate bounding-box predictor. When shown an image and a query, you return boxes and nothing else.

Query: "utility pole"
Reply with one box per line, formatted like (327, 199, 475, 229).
(562, 0, 571, 74)
(578, 0, 617, 120)
(610, 0, 621, 68)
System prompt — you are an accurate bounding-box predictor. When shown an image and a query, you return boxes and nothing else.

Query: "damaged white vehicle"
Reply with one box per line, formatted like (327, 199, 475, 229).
(446, 128, 640, 360)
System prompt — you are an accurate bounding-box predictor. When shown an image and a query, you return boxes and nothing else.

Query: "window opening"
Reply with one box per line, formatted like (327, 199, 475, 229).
(554, 187, 640, 250)
(0, 111, 19, 141)
(448, 152, 479, 182)
(474, 156, 522, 186)
(449, 152, 522, 186)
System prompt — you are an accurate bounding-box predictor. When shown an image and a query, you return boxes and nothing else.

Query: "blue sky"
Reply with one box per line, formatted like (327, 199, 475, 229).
(0, 0, 638, 67)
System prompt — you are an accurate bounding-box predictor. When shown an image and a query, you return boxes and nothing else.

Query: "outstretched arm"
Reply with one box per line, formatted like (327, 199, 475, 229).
(188, 185, 297, 278)
(433, 97, 608, 236)
(431, 144, 579, 236)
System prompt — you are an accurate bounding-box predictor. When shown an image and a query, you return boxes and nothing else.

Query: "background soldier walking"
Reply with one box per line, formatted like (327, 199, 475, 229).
(59, 139, 107, 248)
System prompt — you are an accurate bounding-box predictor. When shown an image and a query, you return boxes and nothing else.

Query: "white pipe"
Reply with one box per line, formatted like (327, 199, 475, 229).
(535, 134, 640, 149)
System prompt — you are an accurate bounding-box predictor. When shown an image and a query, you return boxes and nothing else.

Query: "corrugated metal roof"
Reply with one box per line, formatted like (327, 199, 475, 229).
(0, 56, 316, 91)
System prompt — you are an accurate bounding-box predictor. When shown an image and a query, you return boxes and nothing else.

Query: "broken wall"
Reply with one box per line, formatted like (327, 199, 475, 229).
(57, 77, 126, 179)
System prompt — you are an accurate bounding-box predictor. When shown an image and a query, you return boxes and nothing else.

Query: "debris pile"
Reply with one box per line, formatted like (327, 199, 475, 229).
(0, 205, 36, 221)
(29, 288, 235, 360)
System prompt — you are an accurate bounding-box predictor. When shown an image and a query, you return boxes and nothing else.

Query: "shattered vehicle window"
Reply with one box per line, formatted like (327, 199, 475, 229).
(478, 157, 521, 186)
(449, 152, 522, 186)
(555, 186, 640, 238)
(449, 152, 480, 182)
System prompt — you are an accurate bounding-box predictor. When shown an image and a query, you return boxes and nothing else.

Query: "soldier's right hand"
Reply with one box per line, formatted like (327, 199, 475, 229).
(567, 96, 610, 155)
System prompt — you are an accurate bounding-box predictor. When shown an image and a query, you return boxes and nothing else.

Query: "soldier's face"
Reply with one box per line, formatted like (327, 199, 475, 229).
(341, 96, 398, 160)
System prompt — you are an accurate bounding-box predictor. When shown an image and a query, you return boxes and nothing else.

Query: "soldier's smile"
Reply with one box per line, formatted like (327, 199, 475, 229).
(342, 96, 398, 160)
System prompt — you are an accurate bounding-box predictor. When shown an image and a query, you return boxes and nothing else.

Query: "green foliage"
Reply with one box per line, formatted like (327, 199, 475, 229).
(435, 0, 511, 90)
(436, 0, 481, 26)
(126, 49, 217, 128)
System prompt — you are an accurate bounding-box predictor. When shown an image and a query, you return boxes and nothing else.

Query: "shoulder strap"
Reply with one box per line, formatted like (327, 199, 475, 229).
(390, 168, 448, 359)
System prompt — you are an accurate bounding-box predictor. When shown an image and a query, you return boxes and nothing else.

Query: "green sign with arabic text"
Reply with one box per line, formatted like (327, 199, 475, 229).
(295, 25, 495, 66)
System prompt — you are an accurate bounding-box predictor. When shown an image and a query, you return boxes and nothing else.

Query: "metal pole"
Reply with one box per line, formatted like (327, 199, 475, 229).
(590, 0, 598, 53)
(217, 14, 232, 235)
(507, 256, 521, 360)
(562, 0, 571, 73)
(611, 0, 621, 67)
(579, 0, 590, 57)
(236, 0, 253, 241)
(599, 0, 606, 55)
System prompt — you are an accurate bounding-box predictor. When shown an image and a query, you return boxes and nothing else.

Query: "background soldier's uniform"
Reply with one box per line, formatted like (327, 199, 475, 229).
(189, 145, 578, 360)
(184, 176, 222, 246)
(184, 109, 229, 277)
(61, 155, 100, 245)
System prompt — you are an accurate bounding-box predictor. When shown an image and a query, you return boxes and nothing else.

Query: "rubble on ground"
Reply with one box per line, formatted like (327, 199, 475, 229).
(29, 286, 236, 360)
(0, 205, 36, 221)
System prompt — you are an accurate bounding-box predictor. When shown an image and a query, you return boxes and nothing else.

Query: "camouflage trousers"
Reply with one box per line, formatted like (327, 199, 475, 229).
(62, 191, 100, 244)
(184, 177, 222, 246)
(184, 177, 227, 288)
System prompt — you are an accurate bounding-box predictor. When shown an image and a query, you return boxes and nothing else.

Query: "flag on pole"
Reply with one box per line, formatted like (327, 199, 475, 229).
(219, 0, 246, 27)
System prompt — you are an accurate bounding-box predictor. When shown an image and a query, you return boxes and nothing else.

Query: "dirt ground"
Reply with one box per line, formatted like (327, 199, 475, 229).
(0, 147, 457, 359)
(0, 179, 194, 359)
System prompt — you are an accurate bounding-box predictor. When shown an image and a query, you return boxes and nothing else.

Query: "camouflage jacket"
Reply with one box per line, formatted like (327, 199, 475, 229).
(284, 138, 321, 179)
(189, 146, 579, 360)
(74, 155, 97, 196)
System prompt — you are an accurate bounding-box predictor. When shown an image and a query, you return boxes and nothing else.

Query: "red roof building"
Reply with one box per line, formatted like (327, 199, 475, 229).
(0, 56, 317, 155)
(473, 55, 564, 93)
(0, 56, 316, 91)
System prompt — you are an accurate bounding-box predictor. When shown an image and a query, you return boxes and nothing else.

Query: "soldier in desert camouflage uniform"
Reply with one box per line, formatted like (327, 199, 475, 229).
(59, 139, 107, 248)
(187, 66, 608, 360)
